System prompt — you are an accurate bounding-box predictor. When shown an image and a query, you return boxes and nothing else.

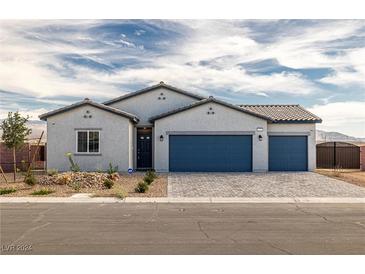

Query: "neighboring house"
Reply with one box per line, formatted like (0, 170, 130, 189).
(39, 82, 322, 172)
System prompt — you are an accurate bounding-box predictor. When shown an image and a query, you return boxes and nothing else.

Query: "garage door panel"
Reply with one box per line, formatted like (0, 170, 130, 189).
(169, 135, 252, 172)
(269, 136, 308, 171)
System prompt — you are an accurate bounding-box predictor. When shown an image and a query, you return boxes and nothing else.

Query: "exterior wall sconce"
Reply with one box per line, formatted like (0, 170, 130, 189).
(258, 135, 263, 141)
(160, 135, 164, 142)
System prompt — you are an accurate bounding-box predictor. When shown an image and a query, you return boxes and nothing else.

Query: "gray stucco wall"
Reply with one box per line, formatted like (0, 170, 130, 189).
(267, 123, 317, 171)
(46, 105, 133, 172)
(108, 87, 199, 125)
(154, 102, 268, 172)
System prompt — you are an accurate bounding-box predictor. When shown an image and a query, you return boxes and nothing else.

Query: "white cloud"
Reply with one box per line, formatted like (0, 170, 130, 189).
(134, 29, 146, 36)
(0, 107, 48, 120)
(308, 101, 365, 138)
(1, 19, 365, 139)
(0, 59, 123, 98)
(270, 20, 365, 69)
(99, 65, 319, 96)
(0, 20, 126, 99)
(0, 19, 332, 102)
(319, 48, 365, 86)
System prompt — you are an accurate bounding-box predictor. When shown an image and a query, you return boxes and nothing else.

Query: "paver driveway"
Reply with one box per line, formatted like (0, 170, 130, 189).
(168, 172, 365, 197)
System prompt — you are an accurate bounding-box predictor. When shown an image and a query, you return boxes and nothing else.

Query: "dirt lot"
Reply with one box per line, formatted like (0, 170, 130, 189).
(316, 169, 365, 188)
(0, 172, 167, 197)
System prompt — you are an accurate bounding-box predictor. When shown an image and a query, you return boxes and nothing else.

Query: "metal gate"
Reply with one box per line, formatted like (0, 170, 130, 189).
(316, 142, 360, 169)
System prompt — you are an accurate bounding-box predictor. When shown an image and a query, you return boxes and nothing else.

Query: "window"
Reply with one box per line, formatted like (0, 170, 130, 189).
(77, 131, 88, 153)
(76, 130, 100, 153)
(89, 131, 100, 153)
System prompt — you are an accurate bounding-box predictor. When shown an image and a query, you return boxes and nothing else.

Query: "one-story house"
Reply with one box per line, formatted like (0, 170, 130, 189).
(39, 82, 322, 172)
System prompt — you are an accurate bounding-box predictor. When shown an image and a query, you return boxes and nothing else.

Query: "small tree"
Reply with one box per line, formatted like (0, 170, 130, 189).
(1, 112, 32, 182)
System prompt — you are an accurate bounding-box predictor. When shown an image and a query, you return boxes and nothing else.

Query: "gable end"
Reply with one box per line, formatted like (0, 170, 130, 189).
(103, 82, 205, 105)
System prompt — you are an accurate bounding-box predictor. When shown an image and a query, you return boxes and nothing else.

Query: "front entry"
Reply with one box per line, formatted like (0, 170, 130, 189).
(137, 128, 152, 169)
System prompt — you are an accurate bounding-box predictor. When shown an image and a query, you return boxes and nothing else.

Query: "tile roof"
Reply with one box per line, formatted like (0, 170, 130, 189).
(103, 81, 205, 105)
(149, 97, 274, 122)
(239, 104, 322, 123)
(39, 98, 140, 123)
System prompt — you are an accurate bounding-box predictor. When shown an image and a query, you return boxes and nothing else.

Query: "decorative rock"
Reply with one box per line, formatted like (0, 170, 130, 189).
(39, 172, 119, 189)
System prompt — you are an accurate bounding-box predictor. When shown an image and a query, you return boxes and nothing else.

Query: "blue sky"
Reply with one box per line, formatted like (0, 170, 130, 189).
(0, 20, 364, 137)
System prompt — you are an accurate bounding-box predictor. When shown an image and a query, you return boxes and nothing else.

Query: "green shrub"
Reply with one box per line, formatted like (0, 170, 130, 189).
(143, 170, 157, 185)
(47, 168, 58, 176)
(107, 162, 118, 175)
(65, 152, 80, 172)
(70, 181, 81, 192)
(143, 176, 153, 185)
(25, 174, 37, 186)
(146, 170, 157, 180)
(135, 181, 149, 193)
(0, 188, 17, 195)
(332, 164, 342, 177)
(115, 189, 127, 199)
(103, 178, 114, 189)
(31, 189, 54, 195)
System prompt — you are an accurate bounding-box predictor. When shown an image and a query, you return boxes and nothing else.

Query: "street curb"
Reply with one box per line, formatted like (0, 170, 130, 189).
(1, 196, 365, 203)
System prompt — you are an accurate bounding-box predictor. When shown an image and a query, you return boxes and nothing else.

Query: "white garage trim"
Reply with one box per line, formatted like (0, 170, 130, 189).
(268, 131, 311, 136)
(166, 131, 256, 135)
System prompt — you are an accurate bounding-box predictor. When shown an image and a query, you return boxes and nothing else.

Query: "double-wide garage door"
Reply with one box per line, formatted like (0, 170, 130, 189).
(269, 136, 308, 171)
(169, 135, 252, 172)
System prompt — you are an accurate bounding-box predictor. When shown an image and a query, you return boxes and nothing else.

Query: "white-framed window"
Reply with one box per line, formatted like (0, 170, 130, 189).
(76, 130, 100, 153)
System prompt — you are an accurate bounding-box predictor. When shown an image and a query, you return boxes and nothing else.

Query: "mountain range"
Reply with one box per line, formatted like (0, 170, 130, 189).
(316, 130, 365, 143)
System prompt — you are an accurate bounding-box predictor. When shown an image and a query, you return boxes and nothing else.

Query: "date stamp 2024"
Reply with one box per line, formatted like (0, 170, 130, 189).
(1, 244, 33, 253)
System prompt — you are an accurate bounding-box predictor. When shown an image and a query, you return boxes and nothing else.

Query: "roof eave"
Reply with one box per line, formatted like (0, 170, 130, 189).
(149, 98, 274, 123)
(131, 117, 140, 123)
(39, 115, 47, 121)
(149, 100, 207, 122)
(39, 101, 140, 123)
(271, 119, 322, 124)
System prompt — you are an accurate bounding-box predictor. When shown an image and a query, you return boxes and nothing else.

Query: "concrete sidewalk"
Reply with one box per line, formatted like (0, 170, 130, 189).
(1, 194, 365, 203)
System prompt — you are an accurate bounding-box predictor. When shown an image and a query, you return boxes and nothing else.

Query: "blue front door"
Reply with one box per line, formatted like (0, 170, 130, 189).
(269, 136, 308, 171)
(169, 135, 252, 172)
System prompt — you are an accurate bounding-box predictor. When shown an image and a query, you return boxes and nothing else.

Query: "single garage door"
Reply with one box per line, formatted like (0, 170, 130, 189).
(269, 136, 308, 171)
(169, 135, 252, 172)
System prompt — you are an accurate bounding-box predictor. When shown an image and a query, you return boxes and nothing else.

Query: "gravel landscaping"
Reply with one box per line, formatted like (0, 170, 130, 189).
(0, 172, 167, 197)
(316, 169, 365, 188)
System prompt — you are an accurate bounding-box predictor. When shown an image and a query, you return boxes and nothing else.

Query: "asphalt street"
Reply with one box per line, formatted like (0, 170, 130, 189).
(1, 203, 364, 254)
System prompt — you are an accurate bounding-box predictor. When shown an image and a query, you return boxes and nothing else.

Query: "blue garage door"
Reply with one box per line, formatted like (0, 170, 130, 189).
(169, 135, 252, 172)
(269, 136, 308, 171)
